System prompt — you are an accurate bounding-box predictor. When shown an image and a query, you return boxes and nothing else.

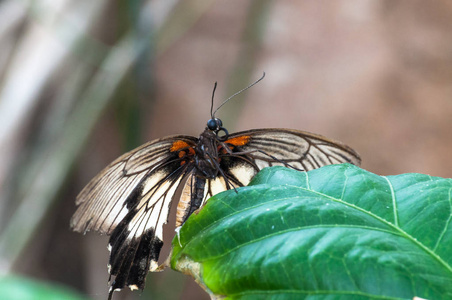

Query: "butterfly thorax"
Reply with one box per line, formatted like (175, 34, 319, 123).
(194, 130, 221, 179)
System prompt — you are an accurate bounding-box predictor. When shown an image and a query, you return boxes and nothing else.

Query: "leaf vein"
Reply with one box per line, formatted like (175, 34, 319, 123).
(433, 187, 452, 252)
(382, 176, 398, 227)
(199, 224, 406, 262)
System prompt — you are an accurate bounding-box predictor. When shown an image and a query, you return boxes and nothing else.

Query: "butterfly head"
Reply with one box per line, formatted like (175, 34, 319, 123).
(207, 117, 229, 140)
(207, 118, 222, 131)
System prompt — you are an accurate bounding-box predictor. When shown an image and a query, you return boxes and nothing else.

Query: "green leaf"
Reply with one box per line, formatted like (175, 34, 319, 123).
(0, 275, 89, 300)
(170, 164, 452, 300)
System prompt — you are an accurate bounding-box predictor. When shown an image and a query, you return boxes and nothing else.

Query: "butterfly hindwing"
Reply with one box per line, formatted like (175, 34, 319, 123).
(107, 158, 193, 293)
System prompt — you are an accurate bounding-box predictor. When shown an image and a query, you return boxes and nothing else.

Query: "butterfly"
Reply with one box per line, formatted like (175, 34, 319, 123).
(70, 73, 361, 299)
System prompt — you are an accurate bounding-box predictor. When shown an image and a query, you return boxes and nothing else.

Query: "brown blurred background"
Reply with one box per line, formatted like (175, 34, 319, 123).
(0, 0, 451, 299)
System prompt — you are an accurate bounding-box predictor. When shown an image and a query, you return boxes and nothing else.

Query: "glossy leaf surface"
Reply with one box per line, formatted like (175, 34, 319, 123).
(171, 164, 452, 299)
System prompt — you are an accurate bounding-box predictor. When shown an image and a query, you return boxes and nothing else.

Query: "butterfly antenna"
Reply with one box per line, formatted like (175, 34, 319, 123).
(212, 72, 265, 118)
(210, 82, 218, 119)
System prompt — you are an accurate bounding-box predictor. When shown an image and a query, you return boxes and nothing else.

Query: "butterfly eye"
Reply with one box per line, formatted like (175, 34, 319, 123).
(207, 119, 218, 131)
(207, 118, 223, 131)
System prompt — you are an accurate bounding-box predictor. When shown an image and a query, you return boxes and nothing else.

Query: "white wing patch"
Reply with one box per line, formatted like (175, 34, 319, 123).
(225, 163, 256, 187)
(126, 171, 182, 242)
(206, 176, 229, 198)
(176, 172, 197, 227)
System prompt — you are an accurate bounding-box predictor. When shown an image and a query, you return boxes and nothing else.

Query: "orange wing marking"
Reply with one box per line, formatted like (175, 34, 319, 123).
(224, 135, 251, 146)
(170, 140, 191, 152)
(178, 149, 195, 158)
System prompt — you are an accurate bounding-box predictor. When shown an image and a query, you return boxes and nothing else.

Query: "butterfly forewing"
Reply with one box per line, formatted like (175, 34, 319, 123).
(223, 128, 361, 171)
(71, 135, 197, 235)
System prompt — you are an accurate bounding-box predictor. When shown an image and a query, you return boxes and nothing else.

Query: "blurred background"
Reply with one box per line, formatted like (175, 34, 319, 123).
(0, 0, 451, 299)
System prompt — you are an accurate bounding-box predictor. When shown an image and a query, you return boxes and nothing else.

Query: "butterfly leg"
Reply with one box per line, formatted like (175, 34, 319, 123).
(205, 151, 237, 192)
(219, 142, 304, 171)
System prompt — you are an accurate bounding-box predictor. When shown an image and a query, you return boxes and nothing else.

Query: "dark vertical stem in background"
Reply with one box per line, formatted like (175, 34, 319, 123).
(115, 0, 148, 151)
(222, 0, 272, 130)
